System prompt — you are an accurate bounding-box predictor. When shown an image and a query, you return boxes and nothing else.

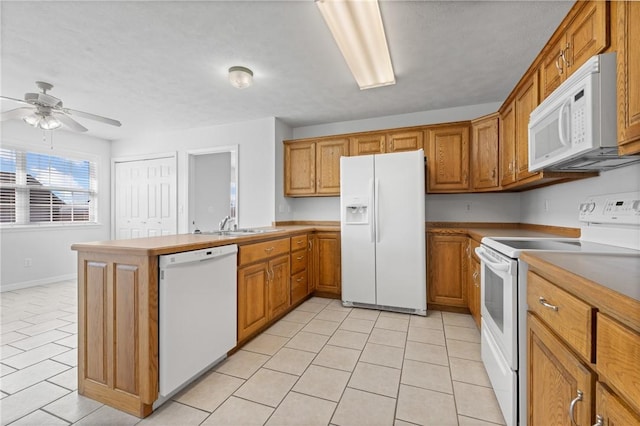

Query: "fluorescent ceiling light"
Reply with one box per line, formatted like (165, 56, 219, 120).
(316, 0, 395, 90)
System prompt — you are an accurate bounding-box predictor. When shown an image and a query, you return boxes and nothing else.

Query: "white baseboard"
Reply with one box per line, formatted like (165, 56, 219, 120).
(0, 274, 77, 292)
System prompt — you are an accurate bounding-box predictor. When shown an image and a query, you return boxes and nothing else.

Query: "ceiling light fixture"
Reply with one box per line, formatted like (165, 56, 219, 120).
(316, 0, 395, 90)
(23, 112, 62, 130)
(228, 66, 254, 89)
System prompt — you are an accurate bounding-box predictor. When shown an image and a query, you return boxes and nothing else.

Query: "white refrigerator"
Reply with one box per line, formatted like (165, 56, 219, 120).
(340, 149, 426, 315)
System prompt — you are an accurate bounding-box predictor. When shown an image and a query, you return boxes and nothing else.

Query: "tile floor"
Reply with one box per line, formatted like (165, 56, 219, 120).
(1, 280, 506, 425)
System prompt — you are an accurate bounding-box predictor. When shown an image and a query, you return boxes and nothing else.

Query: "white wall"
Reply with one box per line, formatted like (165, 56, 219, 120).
(111, 117, 277, 231)
(274, 118, 294, 222)
(520, 163, 640, 228)
(0, 121, 111, 291)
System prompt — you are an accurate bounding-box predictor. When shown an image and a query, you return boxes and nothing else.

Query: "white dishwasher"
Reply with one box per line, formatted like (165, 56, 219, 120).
(158, 244, 237, 400)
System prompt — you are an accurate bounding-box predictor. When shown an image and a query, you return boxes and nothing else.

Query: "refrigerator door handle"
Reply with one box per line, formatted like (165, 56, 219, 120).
(374, 178, 380, 243)
(369, 178, 375, 243)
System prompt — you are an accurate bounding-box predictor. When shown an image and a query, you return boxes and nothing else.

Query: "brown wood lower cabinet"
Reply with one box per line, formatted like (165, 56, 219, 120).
(237, 262, 270, 341)
(313, 231, 341, 297)
(427, 232, 468, 311)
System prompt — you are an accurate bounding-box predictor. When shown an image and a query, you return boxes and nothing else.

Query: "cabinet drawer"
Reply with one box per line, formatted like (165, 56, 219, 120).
(291, 250, 307, 274)
(596, 313, 640, 414)
(527, 271, 594, 362)
(239, 238, 290, 266)
(290, 234, 308, 252)
(291, 270, 308, 304)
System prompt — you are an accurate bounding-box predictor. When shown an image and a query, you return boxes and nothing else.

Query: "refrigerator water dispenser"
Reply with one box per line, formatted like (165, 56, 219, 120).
(344, 197, 369, 224)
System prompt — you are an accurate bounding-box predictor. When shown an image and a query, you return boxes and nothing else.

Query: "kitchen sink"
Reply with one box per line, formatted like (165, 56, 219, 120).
(193, 228, 281, 236)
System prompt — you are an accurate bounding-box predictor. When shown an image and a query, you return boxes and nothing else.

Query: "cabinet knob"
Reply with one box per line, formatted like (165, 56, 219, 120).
(296, 256, 304, 260)
(538, 297, 559, 311)
(265, 247, 274, 254)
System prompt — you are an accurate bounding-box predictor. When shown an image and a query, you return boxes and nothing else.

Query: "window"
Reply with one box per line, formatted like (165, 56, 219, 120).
(0, 147, 97, 225)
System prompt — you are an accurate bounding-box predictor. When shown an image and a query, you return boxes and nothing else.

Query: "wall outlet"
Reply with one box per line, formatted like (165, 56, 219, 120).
(544, 200, 550, 212)
(466, 202, 472, 212)
(24, 258, 32, 268)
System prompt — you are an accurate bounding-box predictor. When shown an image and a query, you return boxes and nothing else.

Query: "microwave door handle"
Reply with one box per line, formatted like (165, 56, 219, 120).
(475, 247, 510, 272)
(558, 99, 571, 146)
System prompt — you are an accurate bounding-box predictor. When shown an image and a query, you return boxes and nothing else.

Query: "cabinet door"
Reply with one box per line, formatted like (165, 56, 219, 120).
(466, 238, 481, 328)
(307, 234, 316, 295)
(471, 115, 499, 190)
(387, 130, 424, 153)
(617, 1, 640, 153)
(427, 234, 468, 308)
(595, 382, 640, 426)
(500, 102, 517, 186)
(515, 75, 540, 181)
(539, 37, 567, 100)
(350, 133, 386, 156)
(426, 125, 470, 192)
(565, 0, 608, 74)
(237, 262, 269, 342)
(528, 312, 595, 426)
(316, 138, 349, 195)
(268, 254, 291, 319)
(284, 141, 315, 196)
(314, 232, 341, 295)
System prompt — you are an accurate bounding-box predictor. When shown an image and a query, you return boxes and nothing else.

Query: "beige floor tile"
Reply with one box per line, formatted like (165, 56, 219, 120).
(442, 312, 478, 329)
(283, 310, 317, 324)
(54, 334, 77, 349)
(375, 316, 409, 332)
(266, 391, 337, 426)
(201, 396, 273, 426)
(285, 331, 329, 353)
(0, 364, 17, 377)
(174, 371, 244, 412)
(339, 317, 375, 334)
(404, 341, 449, 366)
(301, 318, 340, 336)
(314, 308, 349, 322)
(263, 320, 304, 338)
(347, 308, 380, 321)
(51, 348, 77, 367)
(312, 344, 361, 372)
(368, 328, 407, 348)
(446, 339, 482, 362)
(348, 362, 400, 398)
(242, 333, 289, 356)
(450, 357, 492, 387)
(138, 401, 209, 425)
(22, 310, 71, 325)
(401, 359, 453, 394)
(9, 409, 69, 426)
(445, 324, 481, 343)
(1, 344, 24, 359)
(331, 388, 396, 426)
(394, 419, 418, 426)
(396, 384, 458, 426)
(263, 347, 315, 375)
(360, 342, 404, 369)
(16, 319, 71, 337)
(47, 367, 78, 391)
(296, 301, 326, 314)
(1, 359, 69, 394)
(2, 343, 69, 369)
(309, 297, 333, 306)
(57, 323, 77, 334)
(454, 381, 506, 425)
(458, 414, 505, 425)
(327, 329, 369, 350)
(1, 320, 33, 334)
(0, 331, 28, 345)
(409, 313, 443, 330)
(42, 390, 103, 423)
(293, 364, 350, 402)
(73, 404, 140, 426)
(0, 381, 70, 425)
(214, 350, 269, 379)
(379, 311, 409, 319)
(407, 326, 446, 346)
(234, 368, 298, 407)
(323, 304, 353, 314)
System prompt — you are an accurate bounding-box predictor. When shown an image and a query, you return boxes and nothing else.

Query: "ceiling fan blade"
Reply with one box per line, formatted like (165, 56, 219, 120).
(0, 95, 32, 106)
(54, 112, 88, 132)
(1, 107, 34, 121)
(63, 108, 121, 127)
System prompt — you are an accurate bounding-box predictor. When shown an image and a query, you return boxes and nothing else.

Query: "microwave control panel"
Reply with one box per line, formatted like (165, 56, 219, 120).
(579, 191, 640, 225)
(571, 87, 587, 146)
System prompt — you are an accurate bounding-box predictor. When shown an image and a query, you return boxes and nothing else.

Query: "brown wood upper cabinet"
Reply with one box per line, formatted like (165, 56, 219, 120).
(284, 138, 348, 197)
(471, 113, 500, 191)
(540, 1, 608, 99)
(499, 101, 516, 187)
(350, 129, 423, 156)
(617, 1, 640, 155)
(426, 124, 470, 192)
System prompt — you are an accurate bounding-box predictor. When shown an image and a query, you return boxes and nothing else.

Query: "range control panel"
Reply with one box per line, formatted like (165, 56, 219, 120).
(579, 191, 640, 225)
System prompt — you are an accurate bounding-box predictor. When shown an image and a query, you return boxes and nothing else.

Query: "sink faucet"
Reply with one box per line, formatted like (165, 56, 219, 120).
(219, 215, 232, 231)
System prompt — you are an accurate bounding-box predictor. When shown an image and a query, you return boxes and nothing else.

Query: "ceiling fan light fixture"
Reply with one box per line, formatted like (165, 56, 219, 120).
(316, 0, 395, 90)
(228, 66, 254, 89)
(40, 115, 62, 130)
(23, 113, 40, 127)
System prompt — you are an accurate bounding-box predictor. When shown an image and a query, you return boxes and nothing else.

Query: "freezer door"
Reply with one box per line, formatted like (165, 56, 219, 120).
(340, 155, 376, 305)
(374, 150, 426, 311)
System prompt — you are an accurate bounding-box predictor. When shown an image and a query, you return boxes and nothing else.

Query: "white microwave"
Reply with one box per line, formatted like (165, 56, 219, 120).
(528, 53, 623, 172)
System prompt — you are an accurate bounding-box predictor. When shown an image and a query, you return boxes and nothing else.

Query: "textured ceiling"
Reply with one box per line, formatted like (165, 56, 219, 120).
(1, 1, 574, 141)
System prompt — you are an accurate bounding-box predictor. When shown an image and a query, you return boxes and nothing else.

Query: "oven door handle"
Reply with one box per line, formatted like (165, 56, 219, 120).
(475, 247, 510, 272)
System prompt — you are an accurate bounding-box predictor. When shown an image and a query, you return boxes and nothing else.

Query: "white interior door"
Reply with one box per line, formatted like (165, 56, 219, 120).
(114, 156, 177, 239)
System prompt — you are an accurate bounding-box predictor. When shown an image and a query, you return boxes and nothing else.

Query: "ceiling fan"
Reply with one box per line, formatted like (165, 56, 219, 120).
(0, 81, 121, 132)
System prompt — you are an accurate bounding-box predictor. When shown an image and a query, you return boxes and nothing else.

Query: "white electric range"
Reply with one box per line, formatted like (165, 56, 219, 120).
(475, 191, 640, 426)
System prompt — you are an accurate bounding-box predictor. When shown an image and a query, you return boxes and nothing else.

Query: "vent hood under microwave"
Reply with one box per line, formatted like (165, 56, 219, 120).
(528, 53, 640, 172)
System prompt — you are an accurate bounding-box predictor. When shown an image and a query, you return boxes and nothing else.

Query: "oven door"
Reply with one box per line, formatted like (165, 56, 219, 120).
(475, 245, 518, 369)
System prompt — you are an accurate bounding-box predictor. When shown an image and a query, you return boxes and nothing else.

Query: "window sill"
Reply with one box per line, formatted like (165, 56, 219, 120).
(0, 223, 104, 233)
